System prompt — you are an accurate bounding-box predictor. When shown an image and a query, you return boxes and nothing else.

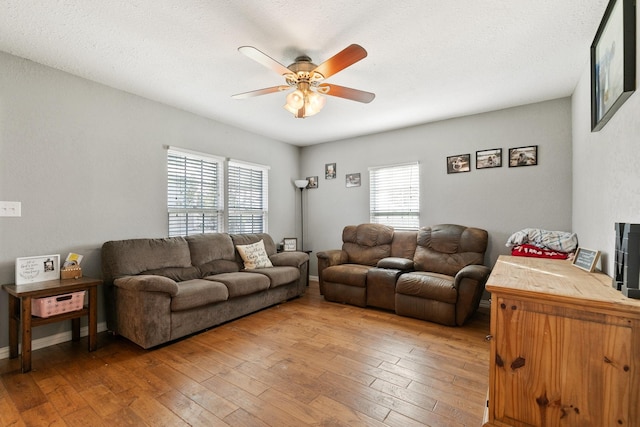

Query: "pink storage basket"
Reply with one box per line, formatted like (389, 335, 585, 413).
(31, 291, 85, 318)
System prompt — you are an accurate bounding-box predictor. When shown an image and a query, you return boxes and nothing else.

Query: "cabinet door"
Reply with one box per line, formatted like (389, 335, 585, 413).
(492, 297, 632, 427)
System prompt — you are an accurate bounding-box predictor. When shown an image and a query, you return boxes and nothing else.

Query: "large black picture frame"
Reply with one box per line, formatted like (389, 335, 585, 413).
(590, 0, 636, 132)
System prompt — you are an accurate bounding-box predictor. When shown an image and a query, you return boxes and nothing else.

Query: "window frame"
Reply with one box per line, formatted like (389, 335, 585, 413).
(226, 158, 270, 234)
(369, 161, 420, 231)
(166, 147, 269, 237)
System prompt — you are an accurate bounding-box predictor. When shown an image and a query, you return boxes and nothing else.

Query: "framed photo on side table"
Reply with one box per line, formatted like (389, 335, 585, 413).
(572, 247, 601, 272)
(15, 254, 61, 285)
(283, 238, 297, 252)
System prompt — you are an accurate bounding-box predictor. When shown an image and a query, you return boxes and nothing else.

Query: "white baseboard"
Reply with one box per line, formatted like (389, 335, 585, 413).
(479, 299, 491, 309)
(0, 321, 108, 360)
(309, 275, 319, 281)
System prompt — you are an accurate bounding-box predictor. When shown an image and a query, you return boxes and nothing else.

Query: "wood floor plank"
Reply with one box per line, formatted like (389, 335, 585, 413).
(0, 379, 26, 427)
(0, 280, 491, 426)
(36, 374, 88, 416)
(63, 405, 108, 427)
(155, 389, 230, 427)
(309, 393, 389, 427)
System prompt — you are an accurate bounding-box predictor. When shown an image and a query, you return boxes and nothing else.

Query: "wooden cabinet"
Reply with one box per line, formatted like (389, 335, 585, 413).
(484, 256, 640, 427)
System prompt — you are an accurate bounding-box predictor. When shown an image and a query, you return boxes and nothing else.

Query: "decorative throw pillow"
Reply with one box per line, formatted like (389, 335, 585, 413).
(236, 239, 273, 270)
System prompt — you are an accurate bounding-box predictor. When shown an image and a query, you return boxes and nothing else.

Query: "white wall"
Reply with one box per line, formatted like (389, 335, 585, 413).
(571, 5, 640, 276)
(0, 51, 302, 348)
(300, 98, 574, 275)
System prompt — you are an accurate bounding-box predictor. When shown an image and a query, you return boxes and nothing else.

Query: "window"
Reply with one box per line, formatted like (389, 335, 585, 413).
(167, 148, 269, 237)
(167, 148, 223, 237)
(369, 162, 420, 230)
(227, 160, 269, 234)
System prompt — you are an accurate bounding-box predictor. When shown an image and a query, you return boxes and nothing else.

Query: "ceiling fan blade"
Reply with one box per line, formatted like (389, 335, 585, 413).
(238, 46, 292, 76)
(318, 84, 375, 103)
(232, 85, 290, 99)
(312, 44, 368, 80)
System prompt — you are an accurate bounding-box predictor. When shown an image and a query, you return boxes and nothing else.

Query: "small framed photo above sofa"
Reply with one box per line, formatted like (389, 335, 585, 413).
(306, 176, 318, 188)
(446, 154, 470, 174)
(476, 148, 502, 169)
(509, 145, 538, 167)
(283, 237, 297, 252)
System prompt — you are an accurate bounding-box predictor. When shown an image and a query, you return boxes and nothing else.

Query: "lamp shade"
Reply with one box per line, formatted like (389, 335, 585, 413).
(294, 179, 309, 189)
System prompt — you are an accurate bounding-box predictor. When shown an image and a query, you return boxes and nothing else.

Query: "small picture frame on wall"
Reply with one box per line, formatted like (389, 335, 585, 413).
(346, 173, 361, 187)
(508, 145, 538, 167)
(590, 0, 636, 132)
(446, 154, 470, 174)
(283, 238, 297, 252)
(476, 148, 502, 169)
(325, 163, 336, 179)
(306, 176, 318, 188)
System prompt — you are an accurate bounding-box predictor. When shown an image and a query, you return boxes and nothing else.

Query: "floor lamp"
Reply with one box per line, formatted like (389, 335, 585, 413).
(294, 179, 309, 251)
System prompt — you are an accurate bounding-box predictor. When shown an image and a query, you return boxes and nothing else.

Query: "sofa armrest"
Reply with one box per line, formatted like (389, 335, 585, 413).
(270, 251, 309, 268)
(377, 257, 414, 272)
(454, 264, 491, 285)
(316, 249, 348, 295)
(454, 265, 491, 325)
(114, 275, 180, 296)
(316, 249, 348, 267)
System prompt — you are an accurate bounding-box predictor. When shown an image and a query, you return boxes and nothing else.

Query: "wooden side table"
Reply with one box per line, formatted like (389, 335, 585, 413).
(2, 277, 102, 373)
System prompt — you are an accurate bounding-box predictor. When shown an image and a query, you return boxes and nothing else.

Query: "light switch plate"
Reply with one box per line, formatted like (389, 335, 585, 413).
(0, 201, 21, 217)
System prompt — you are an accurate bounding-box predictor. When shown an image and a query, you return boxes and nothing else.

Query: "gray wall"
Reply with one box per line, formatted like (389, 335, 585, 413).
(571, 4, 640, 276)
(300, 98, 574, 275)
(0, 51, 302, 348)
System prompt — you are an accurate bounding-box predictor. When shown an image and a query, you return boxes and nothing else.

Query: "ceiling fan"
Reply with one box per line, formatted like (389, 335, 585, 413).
(232, 44, 375, 118)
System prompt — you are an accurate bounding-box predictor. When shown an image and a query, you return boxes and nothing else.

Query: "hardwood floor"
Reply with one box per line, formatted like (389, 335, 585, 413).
(0, 280, 491, 426)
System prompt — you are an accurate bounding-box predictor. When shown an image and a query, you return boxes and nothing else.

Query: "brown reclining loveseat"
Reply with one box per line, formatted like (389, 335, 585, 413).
(317, 223, 490, 326)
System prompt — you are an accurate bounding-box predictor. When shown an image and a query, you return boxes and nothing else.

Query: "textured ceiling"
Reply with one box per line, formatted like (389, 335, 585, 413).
(0, 1, 609, 146)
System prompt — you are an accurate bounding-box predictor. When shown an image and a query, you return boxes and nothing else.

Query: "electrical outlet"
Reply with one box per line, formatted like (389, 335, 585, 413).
(0, 201, 21, 217)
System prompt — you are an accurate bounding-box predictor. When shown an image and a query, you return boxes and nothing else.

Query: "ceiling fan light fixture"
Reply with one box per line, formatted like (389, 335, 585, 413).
(286, 89, 305, 110)
(235, 44, 373, 118)
(284, 86, 325, 118)
(303, 90, 325, 117)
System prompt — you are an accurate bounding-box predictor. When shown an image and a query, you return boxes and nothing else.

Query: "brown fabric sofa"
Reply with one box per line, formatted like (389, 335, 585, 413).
(102, 233, 309, 349)
(317, 223, 490, 326)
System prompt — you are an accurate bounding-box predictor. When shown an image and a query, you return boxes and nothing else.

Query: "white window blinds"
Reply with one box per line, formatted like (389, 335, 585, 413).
(369, 162, 420, 230)
(228, 160, 269, 234)
(167, 148, 224, 237)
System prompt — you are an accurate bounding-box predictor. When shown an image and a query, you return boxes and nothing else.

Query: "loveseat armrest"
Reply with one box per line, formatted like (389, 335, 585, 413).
(316, 249, 348, 295)
(377, 257, 414, 272)
(454, 264, 491, 285)
(114, 274, 180, 296)
(316, 249, 348, 267)
(270, 251, 309, 268)
(454, 264, 491, 326)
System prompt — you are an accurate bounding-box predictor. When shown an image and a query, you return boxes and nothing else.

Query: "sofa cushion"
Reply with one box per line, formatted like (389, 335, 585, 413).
(102, 237, 192, 281)
(396, 272, 457, 304)
(377, 257, 414, 271)
(413, 225, 487, 276)
(197, 260, 240, 277)
(342, 224, 394, 266)
(144, 266, 201, 282)
(236, 239, 273, 269)
(205, 272, 270, 297)
(252, 266, 300, 288)
(186, 233, 236, 265)
(323, 264, 371, 288)
(171, 279, 229, 311)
